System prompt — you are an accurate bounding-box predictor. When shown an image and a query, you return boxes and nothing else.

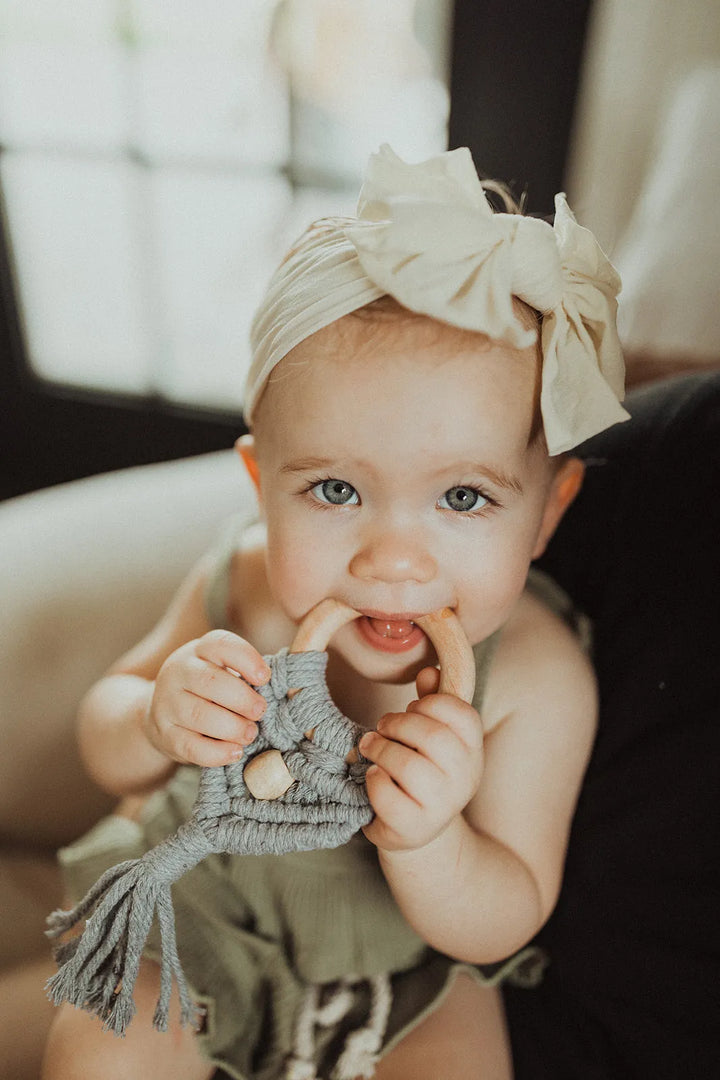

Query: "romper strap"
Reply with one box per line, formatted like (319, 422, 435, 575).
(203, 514, 255, 630)
(471, 629, 502, 716)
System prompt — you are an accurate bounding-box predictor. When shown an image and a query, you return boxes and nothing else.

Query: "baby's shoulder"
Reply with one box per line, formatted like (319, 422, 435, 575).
(481, 584, 597, 738)
(503, 582, 587, 657)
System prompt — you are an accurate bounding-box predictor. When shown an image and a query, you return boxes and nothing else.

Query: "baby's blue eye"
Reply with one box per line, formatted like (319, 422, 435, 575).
(313, 479, 359, 506)
(439, 486, 487, 512)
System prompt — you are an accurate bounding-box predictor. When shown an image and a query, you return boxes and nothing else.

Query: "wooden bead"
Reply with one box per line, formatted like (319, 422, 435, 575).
(243, 749, 295, 800)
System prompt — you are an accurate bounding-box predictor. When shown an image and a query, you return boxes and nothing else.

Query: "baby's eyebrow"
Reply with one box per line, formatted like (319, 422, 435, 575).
(280, 456, 338, 475)
(282, 456, 523, 495)
(476, 466, 523, 495)
(433, 462, 524, 496)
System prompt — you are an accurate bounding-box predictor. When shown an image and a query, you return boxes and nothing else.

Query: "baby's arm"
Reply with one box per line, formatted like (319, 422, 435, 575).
(361, 594, 597, 964)
(77, 550, 270, 797)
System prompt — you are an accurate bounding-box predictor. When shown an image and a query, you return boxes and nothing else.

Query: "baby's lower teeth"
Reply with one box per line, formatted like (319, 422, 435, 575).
(370, 618, 416, 639)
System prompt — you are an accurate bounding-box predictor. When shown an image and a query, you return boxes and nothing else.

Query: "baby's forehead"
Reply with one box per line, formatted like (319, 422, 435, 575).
(251, 306, 543, 452)
(307, 302, 540, 371)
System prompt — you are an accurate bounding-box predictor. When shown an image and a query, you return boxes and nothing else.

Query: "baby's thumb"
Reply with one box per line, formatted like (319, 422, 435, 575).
(415, 665, 441, 699)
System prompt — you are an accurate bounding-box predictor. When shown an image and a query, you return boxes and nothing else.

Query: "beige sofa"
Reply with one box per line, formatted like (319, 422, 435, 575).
(0, 449, 254, 967)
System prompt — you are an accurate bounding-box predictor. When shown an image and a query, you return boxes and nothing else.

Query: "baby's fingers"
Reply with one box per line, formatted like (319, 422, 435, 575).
(183, 653, 267, 724)
(180, 695, 258, 748)
(405, 694, 484, 755)
(195, 629, 270, 686)
(168, 710, 253, 767)
(363, 765, 418, 841)
(359, 729, 432, 801)
(415, 665, 440, 699)
(368, 709, 475, 782)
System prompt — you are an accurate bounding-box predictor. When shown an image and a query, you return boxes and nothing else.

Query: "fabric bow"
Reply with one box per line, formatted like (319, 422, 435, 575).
(245, 144, 629, 453)
(345, 145, 629, 454)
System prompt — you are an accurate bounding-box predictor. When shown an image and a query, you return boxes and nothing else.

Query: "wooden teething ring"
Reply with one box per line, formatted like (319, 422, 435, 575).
(242, 599, 476, 800)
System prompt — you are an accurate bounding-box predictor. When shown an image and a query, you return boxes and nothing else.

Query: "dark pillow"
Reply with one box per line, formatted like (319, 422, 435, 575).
(504, 373, 720, 1078)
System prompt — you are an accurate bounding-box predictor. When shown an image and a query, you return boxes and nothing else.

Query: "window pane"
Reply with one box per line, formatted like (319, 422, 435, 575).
(277, 0, 450, 186)
(129, 0, 289, 166)
(1, 152, 153, 393)
(0, 43, 129, 150)
(150, 168, 293, 410)
(0, 0, 451, 412)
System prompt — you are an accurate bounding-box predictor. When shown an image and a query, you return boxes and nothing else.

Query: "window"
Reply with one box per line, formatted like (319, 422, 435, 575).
(0, 0, 451, 414)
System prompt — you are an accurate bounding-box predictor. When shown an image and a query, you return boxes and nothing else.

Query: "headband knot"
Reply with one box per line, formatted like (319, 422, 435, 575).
(246, 144, 629, 453)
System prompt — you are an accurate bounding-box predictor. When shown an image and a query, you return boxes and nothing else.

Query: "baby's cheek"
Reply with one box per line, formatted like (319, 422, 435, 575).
(456, 559, 529, 641)
(266, 543, 327, 620)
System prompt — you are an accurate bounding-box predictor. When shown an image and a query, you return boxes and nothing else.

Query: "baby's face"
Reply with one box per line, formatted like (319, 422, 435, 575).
(249, 315, 577, 686)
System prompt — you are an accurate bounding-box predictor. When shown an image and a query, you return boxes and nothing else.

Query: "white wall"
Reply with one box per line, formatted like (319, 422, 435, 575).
(566, 0, 720, 252)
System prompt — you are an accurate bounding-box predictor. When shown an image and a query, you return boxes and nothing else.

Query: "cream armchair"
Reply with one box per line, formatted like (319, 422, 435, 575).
(0, 449, 254, 966)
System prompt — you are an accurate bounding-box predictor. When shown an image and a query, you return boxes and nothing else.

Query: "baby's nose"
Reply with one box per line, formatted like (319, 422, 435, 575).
(349, 527, 437, 585)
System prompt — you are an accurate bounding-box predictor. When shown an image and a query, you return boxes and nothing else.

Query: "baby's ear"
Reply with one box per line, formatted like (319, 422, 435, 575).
(235, 434, 262, 500)
(532, 456, 584, 559)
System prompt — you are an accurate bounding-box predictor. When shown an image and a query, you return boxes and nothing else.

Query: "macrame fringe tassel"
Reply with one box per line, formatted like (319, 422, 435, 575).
(45, 822, 212, 1036)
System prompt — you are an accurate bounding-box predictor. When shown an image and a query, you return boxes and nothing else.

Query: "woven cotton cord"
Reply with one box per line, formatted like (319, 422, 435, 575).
(46, 647, 373, 1035)
(333, 975, 393, 1080)
(285, 974, 393, 1080)
(217, 649, 373, 854)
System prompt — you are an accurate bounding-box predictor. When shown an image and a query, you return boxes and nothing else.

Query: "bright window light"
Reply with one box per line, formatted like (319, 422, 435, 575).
(0, 0, 451, 412)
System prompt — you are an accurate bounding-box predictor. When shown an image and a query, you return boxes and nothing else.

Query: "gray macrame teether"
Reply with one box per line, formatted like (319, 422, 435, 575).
(45, 599, 475, 1037)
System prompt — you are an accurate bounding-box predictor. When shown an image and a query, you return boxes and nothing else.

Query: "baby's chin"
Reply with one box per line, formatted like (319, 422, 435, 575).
(329, 622, 438, 686)
(367, 658, 434, 687)
(330, 651, 434, 697)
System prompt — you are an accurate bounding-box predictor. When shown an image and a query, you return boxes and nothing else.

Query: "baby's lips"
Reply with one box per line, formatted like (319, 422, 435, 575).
(359, 603, 458, 639)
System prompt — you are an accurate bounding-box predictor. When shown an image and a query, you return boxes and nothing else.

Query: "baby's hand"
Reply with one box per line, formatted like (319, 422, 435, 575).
(144, 630, 271, 767)
(359, 667, 484, 852)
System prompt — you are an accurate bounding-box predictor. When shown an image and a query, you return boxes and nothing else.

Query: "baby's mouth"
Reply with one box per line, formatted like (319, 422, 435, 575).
(366, 616, 417, 641)
(356, 614, 426, 653)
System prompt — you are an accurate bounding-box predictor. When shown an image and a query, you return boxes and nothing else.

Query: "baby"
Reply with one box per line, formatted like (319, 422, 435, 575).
(42, 145, 628, 1080)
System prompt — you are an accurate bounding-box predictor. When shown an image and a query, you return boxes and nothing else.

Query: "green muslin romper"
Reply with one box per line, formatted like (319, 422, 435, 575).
(59, 518, 583, 1080)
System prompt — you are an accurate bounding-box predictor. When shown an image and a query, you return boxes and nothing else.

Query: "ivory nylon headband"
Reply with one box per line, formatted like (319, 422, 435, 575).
(245, 144, 629, 455)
